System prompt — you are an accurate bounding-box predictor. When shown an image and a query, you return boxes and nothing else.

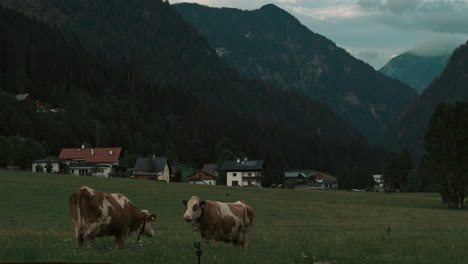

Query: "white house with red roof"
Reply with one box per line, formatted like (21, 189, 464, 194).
(58, 146, 122, 178)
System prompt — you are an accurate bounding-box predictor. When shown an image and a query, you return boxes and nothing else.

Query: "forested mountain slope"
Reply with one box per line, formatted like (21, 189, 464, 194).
(175, 3, 418, 144)
(384, 40, 468, 161)
(0, 4, 383, 186)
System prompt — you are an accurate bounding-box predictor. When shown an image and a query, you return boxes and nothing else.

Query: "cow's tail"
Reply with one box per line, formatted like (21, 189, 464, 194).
(238, 200, 254, 228)
(70, 187, 94, 246)
(69, 191, 81, 244)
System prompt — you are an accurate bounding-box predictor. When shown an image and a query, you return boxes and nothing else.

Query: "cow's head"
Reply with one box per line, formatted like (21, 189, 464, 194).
(140, 210, 157, 237)
(182, 196, 205, 224)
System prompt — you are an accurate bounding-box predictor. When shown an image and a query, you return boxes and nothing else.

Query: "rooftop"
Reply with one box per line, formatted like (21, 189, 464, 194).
(59, 147, 122, 163)
(222, 160, 264, 171)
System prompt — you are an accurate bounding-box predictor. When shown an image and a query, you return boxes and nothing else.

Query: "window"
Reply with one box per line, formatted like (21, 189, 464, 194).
(248, 172, 252, 177)
(233, 173, 237, 176)
(248, 180, 252, 186)
(232, 181, 239, 186)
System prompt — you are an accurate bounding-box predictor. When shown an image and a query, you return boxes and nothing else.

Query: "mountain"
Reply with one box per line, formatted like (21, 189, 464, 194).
(0, 2, 384, 186)
(384, 40, 468, 160)
(379, 52, 449, 93)
(175, 3, 418, 144)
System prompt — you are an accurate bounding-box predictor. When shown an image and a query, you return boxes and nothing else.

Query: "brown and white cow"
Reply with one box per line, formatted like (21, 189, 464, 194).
(69, 186, 157, 248)
(182, 196, 254, 249)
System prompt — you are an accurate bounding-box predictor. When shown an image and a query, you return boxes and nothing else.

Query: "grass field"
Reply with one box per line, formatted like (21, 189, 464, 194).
(1, 170, 467, 264)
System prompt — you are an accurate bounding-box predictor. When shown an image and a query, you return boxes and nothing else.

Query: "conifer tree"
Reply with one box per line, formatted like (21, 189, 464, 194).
(423, 102, 468, 208)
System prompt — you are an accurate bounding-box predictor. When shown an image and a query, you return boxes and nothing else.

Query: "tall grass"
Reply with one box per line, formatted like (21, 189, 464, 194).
(1, 170, 467, 263)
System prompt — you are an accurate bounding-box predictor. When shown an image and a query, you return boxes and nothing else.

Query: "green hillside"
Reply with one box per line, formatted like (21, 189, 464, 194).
(1, 171, 468, 264)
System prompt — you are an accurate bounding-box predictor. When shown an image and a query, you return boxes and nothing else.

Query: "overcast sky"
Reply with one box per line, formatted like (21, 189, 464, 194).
(170, 0, 468, 69)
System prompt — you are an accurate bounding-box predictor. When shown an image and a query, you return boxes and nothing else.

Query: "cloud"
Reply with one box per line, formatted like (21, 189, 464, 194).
(407, 35, 467, 56)
(358, 0, 468, 34)
(356, 50, 379, 61)
(169, 0, 301, 9)
(292, 4, 367, 20)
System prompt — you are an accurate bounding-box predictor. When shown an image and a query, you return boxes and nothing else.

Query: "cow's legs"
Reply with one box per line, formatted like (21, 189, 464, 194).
(242, 231, 250, 250)
(77, 234, 84, 247)
(114, 233, 126, 248)
(82, 235, 93, 248)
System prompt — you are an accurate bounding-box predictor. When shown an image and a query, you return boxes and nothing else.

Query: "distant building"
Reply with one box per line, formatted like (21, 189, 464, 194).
(286, 169, 338, 189)
(373, 174, 384, 187)
(58, 146, 122, 178)
(32, 160, 60, 173)
(187, 170, 217, 185)
(15, 93, 31, 101)
(222, 159, 264, 187)
(200, 163, 218, 178)
(284, 172, 309, 184)
(313, 172, 337, 189)
(132, 157, 170, 182)
(15, 93, 35, 110)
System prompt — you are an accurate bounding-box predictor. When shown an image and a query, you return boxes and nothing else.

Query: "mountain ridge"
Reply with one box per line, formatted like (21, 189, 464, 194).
(379, 52, 449, 93)
(175, 3, 418, 144)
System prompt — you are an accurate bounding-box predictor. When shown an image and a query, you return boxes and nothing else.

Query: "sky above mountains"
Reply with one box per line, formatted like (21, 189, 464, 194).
(170, 0, 468, 69)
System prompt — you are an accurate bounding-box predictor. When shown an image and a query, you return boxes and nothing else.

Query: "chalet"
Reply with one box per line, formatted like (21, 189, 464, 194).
(201, 163, 218, 178)
(222, 159, 264, 187)
(132, 157, 170, 182)
(314, 172, 337, 189)
(15, 93, 35, 110)
(32, 159, 60, 173)
(58, 146, 122, 178)
(284, 172, 309, 184)
(187, 170, 217, 185)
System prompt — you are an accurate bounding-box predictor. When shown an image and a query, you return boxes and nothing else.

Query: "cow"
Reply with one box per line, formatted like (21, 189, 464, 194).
(69, 186, 157, 248)
(182, 196, 254, 249)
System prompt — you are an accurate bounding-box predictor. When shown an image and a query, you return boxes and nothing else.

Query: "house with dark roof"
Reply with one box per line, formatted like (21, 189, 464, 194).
(284, 172, 309, 184)
(132, 157, 170, 182)
(58, 146, 122, 178)
(222, 159, 264, 187)
(187, 170, 217, 185)
(201, 163, 218, 178)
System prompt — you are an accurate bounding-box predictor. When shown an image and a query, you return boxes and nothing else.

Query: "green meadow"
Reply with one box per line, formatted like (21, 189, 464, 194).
(1, 171, 468, 264)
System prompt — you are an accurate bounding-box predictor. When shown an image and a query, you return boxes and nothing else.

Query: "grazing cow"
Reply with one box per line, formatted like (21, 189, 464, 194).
(182, 196, 254, 249)
(69, 186, 157, 248)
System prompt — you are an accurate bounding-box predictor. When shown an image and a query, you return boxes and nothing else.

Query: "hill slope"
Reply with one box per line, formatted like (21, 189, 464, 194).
(379, 53, 449, 93)
(384, 40, 468, 160)
(0, 2, 383, 183)
(175, 3, 418, 144)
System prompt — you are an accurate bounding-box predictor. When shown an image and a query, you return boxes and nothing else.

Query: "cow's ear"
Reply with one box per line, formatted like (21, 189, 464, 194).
(200, 200, 206, 208)
(147, 214, 157, 221)
(182, 200, 188, 207)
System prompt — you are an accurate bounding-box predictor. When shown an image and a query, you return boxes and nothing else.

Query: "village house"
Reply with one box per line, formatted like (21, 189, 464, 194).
(222, 158, 264, 187)
(373, 174, 384, 188)
(285, 170, 338, 189)
(132, 157, 170, 182)
(284, 172, 309, 184)
(58, 146, 122, 178)
(187, 171, 217, 185)
(31, 159, 60, 173)
(314, 173, 337, 189)
(201, 163, 218, 178)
